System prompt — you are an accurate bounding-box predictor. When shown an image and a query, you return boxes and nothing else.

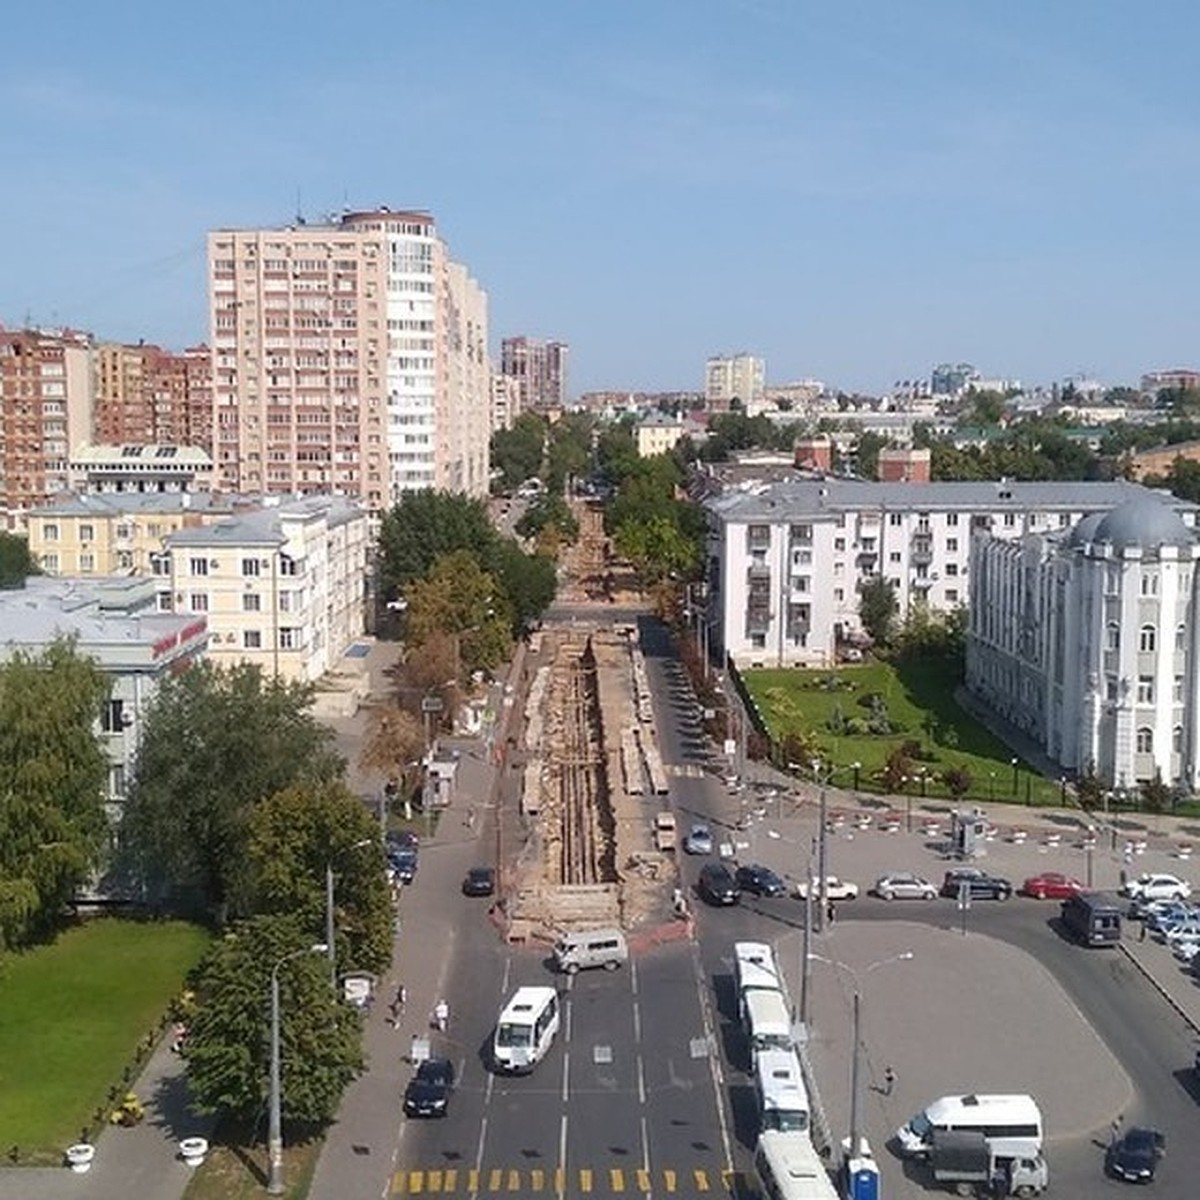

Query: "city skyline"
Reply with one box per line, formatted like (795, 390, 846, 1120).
(4, 1, 1200, 395)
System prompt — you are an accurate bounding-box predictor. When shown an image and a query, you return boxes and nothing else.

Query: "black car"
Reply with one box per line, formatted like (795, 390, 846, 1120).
(403, 1057, 456, 1118)
(1106, 1126, 1165, 1182)
(940, 868, 1013, 901)
(386, 830, 419, 851)
(462, 866, 496, 897)
(698, 863, 741, 906)
(734, 864, 787, 898)
(389, 846, 418, 884)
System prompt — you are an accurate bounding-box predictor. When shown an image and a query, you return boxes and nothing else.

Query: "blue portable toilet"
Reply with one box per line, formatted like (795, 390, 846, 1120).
(845, 1151, 879, 1200)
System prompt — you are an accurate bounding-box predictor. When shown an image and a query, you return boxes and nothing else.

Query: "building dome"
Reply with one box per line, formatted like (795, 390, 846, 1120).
(1090, 495, 1196, 551)
(1067, 511, 1105, 547)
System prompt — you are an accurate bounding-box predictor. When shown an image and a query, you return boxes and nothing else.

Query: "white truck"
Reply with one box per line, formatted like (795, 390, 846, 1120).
(930, 1130, 1048, 1197)
(654, 811, 677, 851)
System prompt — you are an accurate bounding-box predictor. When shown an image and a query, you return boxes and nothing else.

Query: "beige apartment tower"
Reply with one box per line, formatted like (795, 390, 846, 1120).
(207, 208, 490, 513)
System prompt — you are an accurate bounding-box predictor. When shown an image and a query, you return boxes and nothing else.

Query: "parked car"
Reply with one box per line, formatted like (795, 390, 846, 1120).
(684, 823, 714, 856)
(940, 868, 1014, 900)
(1106, 1126, 1165, 1183)
(1022, 872, 1084, 900)
(462, 866, 496, 897)
(386, 830, 419, 851)
(734, 864, 787, 898)
(389, 846, 418, 884)
(794, 876, 860, 901)
(403, 1058, 457, 1118)
(1124, 873, 1192, 903)
(1143, 900, 1196, 931)
(698, 862, 741, 906)
(872, 872, 937, 901)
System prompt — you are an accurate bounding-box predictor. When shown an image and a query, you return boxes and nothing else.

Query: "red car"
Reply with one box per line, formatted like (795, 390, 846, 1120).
(1022, 871, 1084, 900)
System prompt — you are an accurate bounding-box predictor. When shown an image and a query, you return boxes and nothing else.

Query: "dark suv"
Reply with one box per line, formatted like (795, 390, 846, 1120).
(734, 864, 787, 898)
(940, 867, 1013, 900)
(698, 863, 741, 906)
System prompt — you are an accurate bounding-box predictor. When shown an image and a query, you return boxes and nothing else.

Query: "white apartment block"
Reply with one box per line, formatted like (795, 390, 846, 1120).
(704, 479, 1193, 670)
(161, 495, 368, 683)
(705, 354, 765, 416)
(207, 208, 490, 514)
(967, 495, 1200, 789)
(490, 372, 523, 432)
(636, 411, 685, 458)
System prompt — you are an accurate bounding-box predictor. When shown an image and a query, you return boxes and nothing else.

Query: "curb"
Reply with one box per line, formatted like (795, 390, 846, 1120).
(1118, 941, 1200, 1037)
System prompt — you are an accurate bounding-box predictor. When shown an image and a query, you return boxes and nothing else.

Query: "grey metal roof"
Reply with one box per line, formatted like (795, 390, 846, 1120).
(31, 492, 240, 518)
(1091, 494, 1196, 549)
(164, 495, 364, 548)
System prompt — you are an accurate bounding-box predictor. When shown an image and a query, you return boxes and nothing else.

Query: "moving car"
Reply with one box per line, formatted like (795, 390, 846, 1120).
(940, 868, 1014, 900)
(794, 876, 860, 901)
(1123, 872, 1192, 903)
(462, 866, 496, 897)
(389, 846, 418, 884)
(735, 864, 787, 898)
(684, 823, 714, 855)
(872, 872, 937, 901)
(1021, 871, 1084, 900)
(1106, 1126, 1165, 1183)
(698, 862, 741, 906)
(403, 1058, 456, 1118)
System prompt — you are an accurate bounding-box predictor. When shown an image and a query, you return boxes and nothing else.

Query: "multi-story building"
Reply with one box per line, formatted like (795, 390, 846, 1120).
(1128, 439, 1200, 482)
(635, 411, 685, 458)
(92, 341, 212, 447)
(0, 575, 208, 810)
(705, 354, 765, 415)
(0, 326, 94, 529)
(162, 494, 368, 683)
(704, 479, 1196, 670)
(877, 447, 931, 482)
(967, 494, 1200, 788)
(69, 443, 214, 495)
(207, 208, 489, 513)
(1141, 368, 1200, 396)
(500, 336, 568, 411)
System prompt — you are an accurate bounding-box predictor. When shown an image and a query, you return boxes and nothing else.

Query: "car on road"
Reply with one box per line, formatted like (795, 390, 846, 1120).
(734, 864, 787, 897)
(403, 1058, 456, 1118)
(1123, 872, 1192, 903)
(386, 830, 419, 851)
(684, 823, 714, 855)
(389, 846, 418, 884)
(1106, 1126, 1165, 1183)
(698, 862, 741, 906)
(871, 872, 937, 901)
(940, 868, 1014, 900)
(794, 876, 860, 902)
(462, 866, 496, 897)
(1021, 871, 1084, 900)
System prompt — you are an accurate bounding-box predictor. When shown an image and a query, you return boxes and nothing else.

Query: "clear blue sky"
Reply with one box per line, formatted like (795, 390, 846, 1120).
(4, 1, 1199, 395)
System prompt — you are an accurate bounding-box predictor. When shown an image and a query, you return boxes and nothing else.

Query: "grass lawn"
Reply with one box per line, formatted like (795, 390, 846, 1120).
(743, 657, 1065, 808)
(181, 1125, 322, 1200)
(0, 917, 211, 1159)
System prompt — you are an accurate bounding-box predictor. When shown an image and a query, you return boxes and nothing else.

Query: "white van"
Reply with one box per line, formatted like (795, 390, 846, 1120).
(554, 928, 628, 974)
(744, 989, 793, 1057)
(896, 1093, 1043, 1161)
(492, 986, 560, 1074)
(754, 1130, 839, 1200)
(754, 1047, 809, 1133)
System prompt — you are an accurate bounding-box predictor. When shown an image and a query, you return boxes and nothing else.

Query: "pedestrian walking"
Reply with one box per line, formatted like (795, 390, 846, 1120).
(826, 899, 836, 926)
(388, 984, 407, 1026)
(883, 1065, 896, 1096)
(1110, 1114, 1123, 1145)
(1139, 919, 1147, 942)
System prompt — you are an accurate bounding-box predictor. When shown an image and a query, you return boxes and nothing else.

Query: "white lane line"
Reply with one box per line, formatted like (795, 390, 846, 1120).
(691, 938, 736, 1173)
(470, 1114, 488, 1200)
(637, 1054, 647, 1105)
(558, 1113, 569, 1200)
(561, 1046, 571, 1103)
(640, 1113, 653, 1200)
(632, 997, 642, 1044)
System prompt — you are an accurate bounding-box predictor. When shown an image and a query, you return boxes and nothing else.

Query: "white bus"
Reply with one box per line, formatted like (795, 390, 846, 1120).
(735, 942, 777, 991)
(754, 1130, 838, 1200)
(896, 1093, 1043, 1161)
(754, 1047, 810, 1134)
(492, 986, 560, 1074)
(743, 989, 793, 1057)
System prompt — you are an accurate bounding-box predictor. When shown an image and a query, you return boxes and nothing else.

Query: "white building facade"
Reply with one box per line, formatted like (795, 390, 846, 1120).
(705, 354, 765, 415)
(967, 495, 1200, 789)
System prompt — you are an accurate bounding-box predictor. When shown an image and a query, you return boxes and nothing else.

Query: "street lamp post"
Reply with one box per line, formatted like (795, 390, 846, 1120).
(268, 943, 328, 1195)
(851, 761, 861, 792)
(326, 838, 374, 994)
(988, 771, 995, 802)
(1010, 757, 1019, 797)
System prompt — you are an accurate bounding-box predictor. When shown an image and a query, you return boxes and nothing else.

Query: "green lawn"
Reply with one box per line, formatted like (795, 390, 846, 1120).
(743, 658, 1064, 807)
(0, 918, 211, 1159)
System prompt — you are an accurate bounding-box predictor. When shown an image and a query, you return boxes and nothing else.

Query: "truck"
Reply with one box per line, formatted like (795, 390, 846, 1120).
(930, 1130, 1048, 1197)
(654, 811, 677, 851)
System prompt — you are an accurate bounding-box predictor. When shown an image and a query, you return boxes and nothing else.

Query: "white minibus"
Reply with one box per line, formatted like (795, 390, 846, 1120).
(492, 986, 560, 1074)
(754, 1130, 838, 1200)
(744, 989, 793, 1057)
(754, 1047, 810, 1134)
(896, 1093, 1043, 1161)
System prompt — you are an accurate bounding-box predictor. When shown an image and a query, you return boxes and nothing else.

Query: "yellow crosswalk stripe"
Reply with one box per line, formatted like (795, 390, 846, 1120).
(579, 1167, 594, 1192)
(636, 1168, 651, 1192)
(443, 1169, 457, 1193)
(409, 1171, 425, 1194)
(694, 1167, 710, 1191)
(467, 1169, 479, 1193)
(555, 1167, 566, 1195)
(393, 1164, 735, 1195)
(610, 1167, 624, 1192)
(531, 1168, 545, 1191)
(488, 1167, 502, 1191)
(662, 1169, 677, 1193)
(507, 1169, 520, 1191)
(428, 1170, 443, 1193)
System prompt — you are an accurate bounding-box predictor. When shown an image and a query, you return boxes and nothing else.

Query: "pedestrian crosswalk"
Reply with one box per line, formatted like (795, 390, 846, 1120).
(391, 1166, 744, 1195)
(666, 763, 708, 778)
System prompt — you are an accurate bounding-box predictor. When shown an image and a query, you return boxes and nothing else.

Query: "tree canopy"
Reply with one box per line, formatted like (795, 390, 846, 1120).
(490, 413, 546, 492)
(0, 532, 37, 589)
(858, 576, 898, 648)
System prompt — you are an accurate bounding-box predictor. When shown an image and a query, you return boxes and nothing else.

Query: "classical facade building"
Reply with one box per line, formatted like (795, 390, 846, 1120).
(68, 443, 214, 495)
(967, 495, 1200, 789)
(704, 479, 1196, 670)
(635, 411, 685, 458)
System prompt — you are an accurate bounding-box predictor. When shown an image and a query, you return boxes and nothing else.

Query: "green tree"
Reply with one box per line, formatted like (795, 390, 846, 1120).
(943, 766, 972, 800)
(185, 913, 362, 1123)
(515, 494, 580, 546)
(545, 413, 592, 494)
(595, 424, 640, 485)
(0, 532, 37, 589)
(851, 432, 887, 479)
(614, 516, 700, 587)
(0, 639, 110, 948)
(122, 663, 344, 922)
(490, 413, 546, 492)
(858, 576, 898, 648)
(241, 784, 392, 977)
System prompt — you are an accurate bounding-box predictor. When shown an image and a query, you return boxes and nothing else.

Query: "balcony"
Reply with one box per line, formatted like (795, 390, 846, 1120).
(911, 573, 936, 590)
(910, 542, 934, 566)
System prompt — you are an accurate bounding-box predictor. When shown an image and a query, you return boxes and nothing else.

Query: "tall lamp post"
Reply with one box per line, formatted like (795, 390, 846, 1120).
(326, 838, 374, 994)
(268, 943, 328, 1195)
(1010, 756, 1019, 797)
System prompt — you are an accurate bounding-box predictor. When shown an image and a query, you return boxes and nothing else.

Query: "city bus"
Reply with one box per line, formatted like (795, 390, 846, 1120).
(492, 986, 560, 1074)
(754, 1048, 810, 1134)
(754, 1130, 838, 1200)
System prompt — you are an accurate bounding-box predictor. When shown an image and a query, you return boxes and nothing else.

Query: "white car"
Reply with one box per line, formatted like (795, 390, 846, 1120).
(794, 876, 860, 902)
(683, 823, 714, 855)
(872, 872, 938, 901)
(1124, 873, 1192, 902)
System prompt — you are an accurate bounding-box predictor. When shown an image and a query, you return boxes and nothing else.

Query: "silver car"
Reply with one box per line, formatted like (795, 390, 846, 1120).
(872, 871, 937, 901)
(684, 823, 714, 855)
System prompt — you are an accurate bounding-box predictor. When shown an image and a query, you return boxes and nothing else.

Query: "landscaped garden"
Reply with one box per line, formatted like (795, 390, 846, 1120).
(0, 917, 210, 1161)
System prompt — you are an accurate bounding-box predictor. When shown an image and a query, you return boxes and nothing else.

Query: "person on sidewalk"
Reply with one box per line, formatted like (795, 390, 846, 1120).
(826, 899, 837, 926)
(883, 1065, 896, 1096)
(388, 985, 407, 1026)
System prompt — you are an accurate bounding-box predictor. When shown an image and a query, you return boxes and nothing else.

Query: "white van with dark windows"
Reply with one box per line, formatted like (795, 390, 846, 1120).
(553, 928, 628, 974)
(896, 1093, 1043, 1161)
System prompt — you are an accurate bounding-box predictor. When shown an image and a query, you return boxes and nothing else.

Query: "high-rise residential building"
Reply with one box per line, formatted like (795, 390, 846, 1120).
(0, 326, 94, 529)
(490, 373, 523, 432)
(705, 354, 765, 415)
(207, 208, 489, 513)
(500, 336, 568, 410)
(94, 342, 196, 446)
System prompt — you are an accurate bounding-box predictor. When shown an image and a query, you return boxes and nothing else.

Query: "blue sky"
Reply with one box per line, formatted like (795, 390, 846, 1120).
(3, 1, 1199, 394)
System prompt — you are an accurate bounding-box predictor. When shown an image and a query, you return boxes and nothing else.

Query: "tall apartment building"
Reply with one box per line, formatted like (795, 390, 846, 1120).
(500, 336, 568, 410)
(490, 372, 523, 432)
(93, 341, 213, 448)
(207, 208, 489, 512)
(0, 326, 94, 529)
(705, 354, 765, 415)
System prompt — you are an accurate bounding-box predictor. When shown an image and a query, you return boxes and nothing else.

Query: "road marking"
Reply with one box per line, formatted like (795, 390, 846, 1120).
(471, 1117, 487, 1200)
(506, 1169, 520, 1191)
(443, 1169, 457, 1192)
(562, 1048, 571, 1101)
(636, 1167, 651, 1193)
(392, 1166, 730, 1195)
(428, 1171, 443, 1192)
(689, 939, 736, 1181)
(487, 1168, 502, 1191)
(662, 1170, 677, 1192)
(579, 1168, 593, 1192)
(467, 1169, 479, 1192)
(637, 1055, 646, 1103)
(609, 1167, 624, 1191)
(530, 1168, 544, 1191)
(693, 1167, 710, 1191)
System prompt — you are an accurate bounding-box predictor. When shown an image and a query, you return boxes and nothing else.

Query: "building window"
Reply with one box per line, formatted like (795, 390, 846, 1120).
(108, 764, 127, 799)
(41, 553, 59, 572)
(1106, 623, 1120, 651)
(1106, 676, 1118, 702)
(79, 524, 94, 541)
(1177, 624, 1187, 651)
(1137, 676, 1154, 703)
(243, 629, 262, 649)
(1136, 727, 1153, 754)
(190, 557, 209, 576)
(80, 553, 95, 572)
(834, 538, 846, 552)
(279, 627, 299, 650)
(115, 523, 132, 540)
(242, 558, 262, 577)
(151, 554, 170, 576)
(116, 551, 133, 570)
(889, 513, 902, 526)
(889, 552, 901, 564)
(242, 593, 262, 612)
(1174, 725, 1184, 753)
(101, 699, 126, 734)
(945, 589, 959, 602)
(947, 513, 958, 526)
(190, 593, 208, 612)
(1140, 625, 1157, 653)
(1141, 572, 1159, 597)
(793, 576, 810, 593)
(43, 523, 59, 541)
(947, 538, 958, 553)
(1176, 675, 1185, 702)
(946, 563, 958, 577)
(834, 588, 844, 601)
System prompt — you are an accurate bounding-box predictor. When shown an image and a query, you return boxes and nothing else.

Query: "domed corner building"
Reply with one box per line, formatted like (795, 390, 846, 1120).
(966, 491, 1200, 792)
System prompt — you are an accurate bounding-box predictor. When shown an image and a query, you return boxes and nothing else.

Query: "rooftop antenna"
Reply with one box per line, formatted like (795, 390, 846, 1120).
(295, 187, 305, 226)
